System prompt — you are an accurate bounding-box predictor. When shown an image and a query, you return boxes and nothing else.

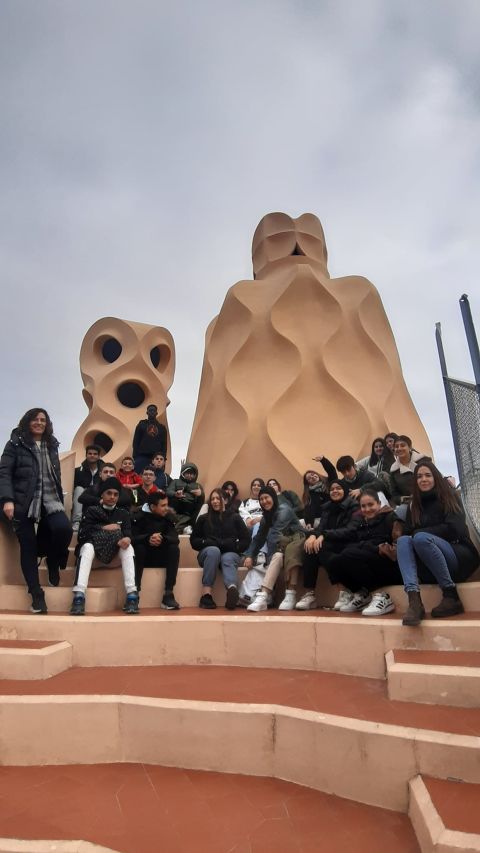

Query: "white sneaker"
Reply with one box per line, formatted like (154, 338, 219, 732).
(339, 588, 372, 612)
(362, 591, 395, 616)
(333, 590, 354, 611)
(183, 525, 193, 535)
(278, 589, 297, 610)
(295, 591, 317, 610)
(247, 591, 268, 612)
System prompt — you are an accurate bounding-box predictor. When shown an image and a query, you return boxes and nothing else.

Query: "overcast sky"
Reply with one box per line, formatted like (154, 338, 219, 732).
(0, 0, 479, 481)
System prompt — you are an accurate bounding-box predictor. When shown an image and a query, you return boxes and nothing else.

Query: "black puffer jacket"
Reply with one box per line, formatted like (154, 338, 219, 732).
(403, 491, 479, 579)
(353, 507, 395, 551)
(0, 429, 64, 522)
(190, 511, 250, 554)
(313, 496, 359, 543)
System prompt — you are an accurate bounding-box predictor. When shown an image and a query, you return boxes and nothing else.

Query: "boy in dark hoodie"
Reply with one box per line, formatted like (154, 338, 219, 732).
(167, 462, 204, 533)
(131, 490, 180, 609)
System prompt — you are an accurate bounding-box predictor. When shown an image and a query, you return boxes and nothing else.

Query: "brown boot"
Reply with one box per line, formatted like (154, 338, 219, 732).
(431, 586, 464, 618)
(402, 590, 425, 626)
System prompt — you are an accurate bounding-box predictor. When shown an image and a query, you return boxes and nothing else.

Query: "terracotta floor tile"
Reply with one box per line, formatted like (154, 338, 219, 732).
(423, 776, 480, 835)
(1, 664, 478, 736)
(0, 764, 420, 852)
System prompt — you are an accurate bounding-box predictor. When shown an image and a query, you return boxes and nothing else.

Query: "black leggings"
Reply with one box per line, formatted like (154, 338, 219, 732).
(15, 511, 73, 593)
(327, 544, 402, 593)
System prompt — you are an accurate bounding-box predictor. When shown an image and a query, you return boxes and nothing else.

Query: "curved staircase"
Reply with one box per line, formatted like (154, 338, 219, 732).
(0, 521, 479, 852)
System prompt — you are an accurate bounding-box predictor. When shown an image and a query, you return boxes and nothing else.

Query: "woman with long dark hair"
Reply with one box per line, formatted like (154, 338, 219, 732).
(266, 478, 303, 517)
(357, 437, 395, 477)
(397, 461, 479, 625)
(0, 408, 73, 613)
(190, 488, 250, 610)
(244, 486, 306, 611)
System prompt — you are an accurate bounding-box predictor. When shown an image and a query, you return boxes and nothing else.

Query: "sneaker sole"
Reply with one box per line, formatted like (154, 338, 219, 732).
(161, 602, 180, 610)
(362, 604, 395, 616)
(295, 601, 317, 610)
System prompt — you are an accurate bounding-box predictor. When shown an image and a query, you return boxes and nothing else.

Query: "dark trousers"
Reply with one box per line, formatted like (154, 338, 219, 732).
(327, 544, 402, 593)
(302, 546, 338, 590)
(134, 541, 180, 591)
(15, 511, 73, 592)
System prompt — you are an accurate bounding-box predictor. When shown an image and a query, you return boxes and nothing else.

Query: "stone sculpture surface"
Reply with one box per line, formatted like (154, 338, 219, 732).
(71, 317, 175, 470)
(187, 212, 432, 494)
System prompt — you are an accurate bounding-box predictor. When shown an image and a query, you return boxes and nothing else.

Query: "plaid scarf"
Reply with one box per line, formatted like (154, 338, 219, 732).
(28, 441, 64, 522)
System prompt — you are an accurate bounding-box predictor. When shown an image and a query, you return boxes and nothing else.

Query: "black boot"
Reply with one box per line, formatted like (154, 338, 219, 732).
(431, 586, 464, 619)
(402, 590, 425, 626)
(30, 587, 48, 614)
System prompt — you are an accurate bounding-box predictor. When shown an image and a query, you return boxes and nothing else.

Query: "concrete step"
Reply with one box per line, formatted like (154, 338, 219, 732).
(409, 775, 480, 852)
(1, 611, 480, 675)
(0, 640, 72, 680)
(0, 585, 118, 614)
(34, 561, 480, 613)
(0, 680, 478, 812)
(386, 649, 480, 708)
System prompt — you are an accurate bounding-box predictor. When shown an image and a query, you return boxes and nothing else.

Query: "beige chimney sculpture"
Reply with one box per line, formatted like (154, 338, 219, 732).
(71, 317, 175, 470)
(187, 212, 432, 494)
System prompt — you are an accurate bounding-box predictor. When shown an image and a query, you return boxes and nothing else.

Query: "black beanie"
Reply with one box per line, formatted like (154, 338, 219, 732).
(99, 477, 121, 496)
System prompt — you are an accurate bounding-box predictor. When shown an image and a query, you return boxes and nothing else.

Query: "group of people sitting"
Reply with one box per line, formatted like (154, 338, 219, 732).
(0, 409, 478, 626)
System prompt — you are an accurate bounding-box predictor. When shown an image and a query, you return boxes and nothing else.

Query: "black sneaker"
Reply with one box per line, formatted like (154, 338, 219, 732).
(47, 562, 60, 587)
(199, 593, 217, 609)
(161, 591, 180, 610)
(70, 594, 85, 615)
(225, 585, 239, 610)
(124, 593, 140, 614)
(30, 589, 47, 614)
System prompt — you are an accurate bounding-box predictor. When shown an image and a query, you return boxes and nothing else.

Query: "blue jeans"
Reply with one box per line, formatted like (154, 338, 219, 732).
(197, 547, 240, 589)
(396, 533, 458, 593)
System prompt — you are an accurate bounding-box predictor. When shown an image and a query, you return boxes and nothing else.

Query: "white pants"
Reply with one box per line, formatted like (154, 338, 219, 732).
(73, 543, 137, 595)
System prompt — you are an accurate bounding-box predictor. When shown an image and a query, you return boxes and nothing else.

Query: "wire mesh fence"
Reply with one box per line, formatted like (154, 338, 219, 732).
(446, 377, 480, 536)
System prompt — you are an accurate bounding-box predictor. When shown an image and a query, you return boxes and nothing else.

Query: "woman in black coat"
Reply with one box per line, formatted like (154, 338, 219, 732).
(326, 489, 402, 615)
(191, 488, 250, 610)
(296, 480, 359, 610)
(0, 408, 72, 612)
(397, 461, 479, 625)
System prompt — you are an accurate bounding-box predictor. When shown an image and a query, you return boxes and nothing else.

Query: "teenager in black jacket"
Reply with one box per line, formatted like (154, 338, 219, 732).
(0, 408, 72, 612)
(71, 478, 137, 615)
(190, 488, 250, 610)
(326, 489, 402, 615)
(296, 481, 359, 610)
(397, 461, 479, 625)
(78, 463, 133, 514)
(132, 490, 180, 609)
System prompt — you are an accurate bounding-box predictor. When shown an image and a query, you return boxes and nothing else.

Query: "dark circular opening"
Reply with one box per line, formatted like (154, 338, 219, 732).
(150, 346, 161, 368)
(93, 432, 113, 453)
(117, 382, 145, 408)
(101, 338, 122, 363)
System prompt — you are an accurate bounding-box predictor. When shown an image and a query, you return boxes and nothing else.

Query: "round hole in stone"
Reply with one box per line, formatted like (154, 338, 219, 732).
(101, 338, 122, 363)
(150, 346, 161, 368)
(93, 432, 113, 453)
(117, 382, 145, 408)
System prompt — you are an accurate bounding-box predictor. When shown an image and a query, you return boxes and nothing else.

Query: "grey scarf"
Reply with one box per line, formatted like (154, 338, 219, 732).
(28, 441, 64, 521)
